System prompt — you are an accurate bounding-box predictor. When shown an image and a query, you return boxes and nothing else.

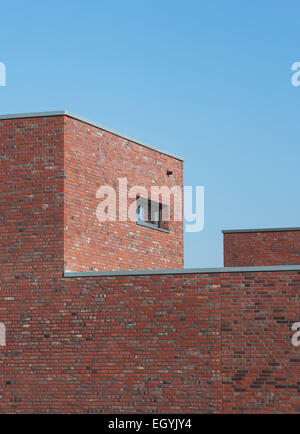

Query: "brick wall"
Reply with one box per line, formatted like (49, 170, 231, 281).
(0, 115, 65, 412)
(1, 267, 300, 413)
(64, 116, 184, 272)
(221, 270, 300, 413)
(224, 229, 300, 266)
(1, 113, 300, 413)
(0, 273, 222, 413)
(0, 115, 64, 276)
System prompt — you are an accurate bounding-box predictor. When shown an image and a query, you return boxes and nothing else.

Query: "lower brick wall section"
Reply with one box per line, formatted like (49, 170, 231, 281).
(1, 270, 300, 413)
(222, 271, 300, 413)
(0, 273, 222, 413)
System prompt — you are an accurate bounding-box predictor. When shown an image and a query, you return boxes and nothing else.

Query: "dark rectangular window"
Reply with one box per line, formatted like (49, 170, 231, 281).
(136, 197, 169, 232)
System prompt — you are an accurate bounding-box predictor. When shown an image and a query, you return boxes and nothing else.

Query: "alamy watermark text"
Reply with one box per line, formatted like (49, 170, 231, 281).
(291, 62, 300, 87)
(0, 62, 6, 86)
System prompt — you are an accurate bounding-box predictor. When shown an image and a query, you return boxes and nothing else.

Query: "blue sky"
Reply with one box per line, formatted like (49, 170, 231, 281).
(1, 0, 300, 267)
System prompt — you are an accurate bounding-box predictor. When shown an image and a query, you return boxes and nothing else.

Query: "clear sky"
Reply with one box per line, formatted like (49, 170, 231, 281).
(1, 0, 300, 268)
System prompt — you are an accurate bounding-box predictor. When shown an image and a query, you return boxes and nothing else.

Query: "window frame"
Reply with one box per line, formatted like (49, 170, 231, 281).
(136, 197, 170, 234)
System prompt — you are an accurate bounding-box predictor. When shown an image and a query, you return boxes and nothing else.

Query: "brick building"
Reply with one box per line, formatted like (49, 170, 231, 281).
(0, 111, 300, 413)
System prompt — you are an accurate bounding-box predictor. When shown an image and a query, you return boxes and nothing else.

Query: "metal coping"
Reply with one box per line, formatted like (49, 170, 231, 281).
(64, 264, 300, 278)
(222, 227, 300, 234)
(0, 110, 184, 162)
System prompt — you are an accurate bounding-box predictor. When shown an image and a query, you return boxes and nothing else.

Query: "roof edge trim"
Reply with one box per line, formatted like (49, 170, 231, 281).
(222, 227, 300, 234)
(64, 264, 300, 278)
(0, 110, 184, 161)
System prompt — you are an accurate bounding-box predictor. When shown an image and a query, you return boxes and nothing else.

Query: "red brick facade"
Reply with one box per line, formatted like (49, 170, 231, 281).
(64, 116, 184, 272)
(1, 112, 300, 413)
(224, 229, 300, 266)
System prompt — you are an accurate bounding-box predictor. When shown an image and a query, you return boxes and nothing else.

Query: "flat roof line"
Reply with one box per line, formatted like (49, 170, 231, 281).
(222, 227, 300, 234)
(0, 110, 66, 120)
(0, 110, 184, 162)
(64, 265, 300, 278)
